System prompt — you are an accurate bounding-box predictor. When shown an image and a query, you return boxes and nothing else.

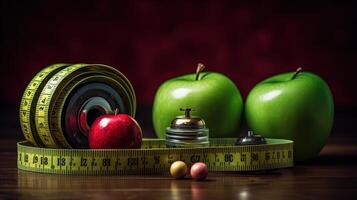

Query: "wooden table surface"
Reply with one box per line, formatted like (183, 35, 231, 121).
(1, 136, 357, 200)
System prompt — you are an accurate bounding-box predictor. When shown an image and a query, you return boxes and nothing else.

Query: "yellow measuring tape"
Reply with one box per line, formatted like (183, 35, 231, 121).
(17, 138, 293, 175)
(18, 63, 294, 175)
(19, 63, 136, 149)
(20, 64, 69, 147)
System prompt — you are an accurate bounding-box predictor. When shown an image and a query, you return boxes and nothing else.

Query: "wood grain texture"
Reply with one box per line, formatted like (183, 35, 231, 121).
(1, 136, 357, 200)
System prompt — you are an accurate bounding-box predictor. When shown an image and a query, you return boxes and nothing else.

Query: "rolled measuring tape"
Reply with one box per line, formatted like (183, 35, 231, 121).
(19, 63, 136, 149)
(17, 138, 293, 175)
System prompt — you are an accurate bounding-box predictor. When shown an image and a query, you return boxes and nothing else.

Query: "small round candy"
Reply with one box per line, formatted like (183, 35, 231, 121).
(190, 162, 208, 181)
(170, 161, 188, 179)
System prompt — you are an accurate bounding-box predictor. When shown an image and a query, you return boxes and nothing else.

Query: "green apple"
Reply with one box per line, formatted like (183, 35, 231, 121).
(245, 68, 334, 161)
(153, 64, 243, 138)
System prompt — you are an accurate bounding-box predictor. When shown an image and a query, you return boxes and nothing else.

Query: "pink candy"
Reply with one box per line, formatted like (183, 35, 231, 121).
(190, 162, 208, 181)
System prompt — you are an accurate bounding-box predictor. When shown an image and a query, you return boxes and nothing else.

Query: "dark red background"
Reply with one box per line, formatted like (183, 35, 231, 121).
(1, 0, 356, 137)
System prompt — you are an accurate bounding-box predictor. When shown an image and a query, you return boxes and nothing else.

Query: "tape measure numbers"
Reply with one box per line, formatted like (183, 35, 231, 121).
(19, 64, 136, 149)
(17, 138, 293, 175)
(19, 64, 70, 147)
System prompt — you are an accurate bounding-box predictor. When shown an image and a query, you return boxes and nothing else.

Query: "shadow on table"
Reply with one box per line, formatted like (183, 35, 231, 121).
(296, 154, 357, 166)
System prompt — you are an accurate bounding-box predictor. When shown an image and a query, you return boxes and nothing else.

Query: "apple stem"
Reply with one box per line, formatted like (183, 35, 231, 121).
(195, 63, 205, 80)
(114, 108, 119, 115)
(291, 67, 303, 80)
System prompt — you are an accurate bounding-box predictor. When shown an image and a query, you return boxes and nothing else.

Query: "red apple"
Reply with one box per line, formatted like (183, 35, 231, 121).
(89, 112, 143, 149)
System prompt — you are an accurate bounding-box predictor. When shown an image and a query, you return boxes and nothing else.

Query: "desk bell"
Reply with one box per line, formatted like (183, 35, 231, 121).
(166, 108, 209, 148)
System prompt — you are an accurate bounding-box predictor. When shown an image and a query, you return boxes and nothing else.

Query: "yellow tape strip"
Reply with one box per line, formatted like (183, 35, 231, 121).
(20, 63, 136, 148)
(17, 138, 293, 175)
(19, 64, 70, 147)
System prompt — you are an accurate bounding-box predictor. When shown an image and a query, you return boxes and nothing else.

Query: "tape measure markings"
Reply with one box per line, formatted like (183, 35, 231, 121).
(17, 138, 293, 175)
(35, 64, 87, 148)
(21, 64, 136, 148)
(19, 64, 70, 147)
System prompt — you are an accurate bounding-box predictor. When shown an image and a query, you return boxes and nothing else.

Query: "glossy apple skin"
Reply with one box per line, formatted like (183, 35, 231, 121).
(153, 72, 243, 138)
(89, 114, 143, 149)
(245, 71, 334, 161)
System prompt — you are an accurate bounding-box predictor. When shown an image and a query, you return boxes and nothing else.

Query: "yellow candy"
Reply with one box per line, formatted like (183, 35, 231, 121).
(170, 161, 188, 179)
